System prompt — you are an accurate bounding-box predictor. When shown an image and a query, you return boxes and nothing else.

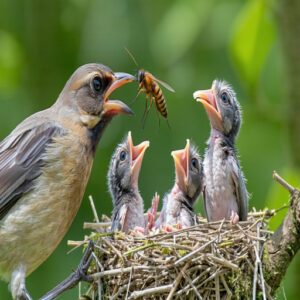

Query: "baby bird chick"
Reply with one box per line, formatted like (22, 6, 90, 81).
(108, 132, 149, 233)
(156, 140, 203, 229)
(193, 80, 248, 224)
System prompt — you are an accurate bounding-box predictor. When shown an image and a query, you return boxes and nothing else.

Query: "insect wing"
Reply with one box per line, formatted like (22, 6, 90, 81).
(152, 75, 175, 93)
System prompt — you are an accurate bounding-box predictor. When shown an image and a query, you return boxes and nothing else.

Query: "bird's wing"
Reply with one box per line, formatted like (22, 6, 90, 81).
(111, 204, 129, 232)
(228, 155, 248, 221)
(0, 123, 64, 220)
(119, 204, 129, 231)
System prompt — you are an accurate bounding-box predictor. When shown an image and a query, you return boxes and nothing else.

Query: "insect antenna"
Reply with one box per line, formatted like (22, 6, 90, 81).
(124, 47, 139, 67)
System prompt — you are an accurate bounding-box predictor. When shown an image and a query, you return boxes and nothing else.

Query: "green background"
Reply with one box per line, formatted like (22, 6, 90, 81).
(0, 0, 298, 299)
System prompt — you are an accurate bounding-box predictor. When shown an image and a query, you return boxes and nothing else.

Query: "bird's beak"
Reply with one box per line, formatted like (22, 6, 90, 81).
(127, 132, 150, 186)
(193, 89, 223, 131)
(102, 72, 135, 117)
(171, 139, 190, 192)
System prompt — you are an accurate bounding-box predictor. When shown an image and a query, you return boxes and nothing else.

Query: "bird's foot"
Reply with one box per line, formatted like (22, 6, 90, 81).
(147, 211, 155, 231)
(230, 210, 239, 225)
(39, 240, 94, 300)
(16, 287, 32, 300)
(146, 193, 160, 231)
(176, 223, 183, 230)
(162, 225, 175, 232)
(130, 226, 145, 236)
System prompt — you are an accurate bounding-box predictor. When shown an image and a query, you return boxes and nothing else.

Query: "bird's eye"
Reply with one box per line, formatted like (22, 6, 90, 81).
(191, 158, 198, 169)
(221, 92, 230, 104)
(92, 76, 102, 92)
(119, 151, 127, 161)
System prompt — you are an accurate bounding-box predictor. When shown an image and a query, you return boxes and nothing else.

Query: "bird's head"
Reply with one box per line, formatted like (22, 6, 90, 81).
(193, 80, 241, 139)
(57, 63, 135, 128)
(171, 139, 203, 201)
(108, 132, 149, 195)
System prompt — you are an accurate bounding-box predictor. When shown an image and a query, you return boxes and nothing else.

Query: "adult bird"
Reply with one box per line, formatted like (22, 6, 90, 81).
(193, 79, 248, 224)
(108, 131, 149, 233)
(0, 63, 135, 300)
(156, 140, 203, 229)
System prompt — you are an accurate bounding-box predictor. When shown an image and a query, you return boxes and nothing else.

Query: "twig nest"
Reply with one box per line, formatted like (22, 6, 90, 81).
(79, 212, 274, 299)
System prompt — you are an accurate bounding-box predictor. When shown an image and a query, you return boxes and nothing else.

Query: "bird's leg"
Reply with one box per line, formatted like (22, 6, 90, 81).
(10, 265, 33, 300)
(130, 226, 146, 236)
(162, 225, 175, 232)
(146, 193, 160, 231)
(230, 210, 239, 225)
(39, 240, 94, 300)
(175, 223, 183, 230)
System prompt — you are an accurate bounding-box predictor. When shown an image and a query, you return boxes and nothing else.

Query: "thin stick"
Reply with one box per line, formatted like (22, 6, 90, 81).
(102, 238, 124, 263)
(88, 195, 100, 223)
(166, 262, 190, 300)
(84, 222, 111, 230)
(91, 266, 158, 279)
(125, 267, 133, 300)
(181, 269, 203, 299)
(273, 171, 295, 194)
(220, 274, 232, 299)
(215, 275, 220, 300)
(257, 222, 267, 300)
(205, 254, 239, 271)
(175, 238, 217, 266)
(128, 284, 172, 299)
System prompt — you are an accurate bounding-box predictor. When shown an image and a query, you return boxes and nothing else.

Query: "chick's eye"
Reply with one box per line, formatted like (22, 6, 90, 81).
(92, 76, 102, 92)
(221, 92, 230, 104)
(119, 151, 127, 161)
(191, 158, 198, 169)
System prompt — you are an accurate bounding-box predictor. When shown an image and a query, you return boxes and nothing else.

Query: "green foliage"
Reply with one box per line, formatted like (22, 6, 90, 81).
(0, 31, 23, 91)
(266, 168, 300, 231)
(230, 0, 276, 92)
(151, 0, 215, 66)
(0, 0, 297, 299)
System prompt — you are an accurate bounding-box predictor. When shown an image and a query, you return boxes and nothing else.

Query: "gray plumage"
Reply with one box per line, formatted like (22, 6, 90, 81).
(108, 132, 149, 233)
(194, 79, 248, 223)
(156, 140, 203, 228)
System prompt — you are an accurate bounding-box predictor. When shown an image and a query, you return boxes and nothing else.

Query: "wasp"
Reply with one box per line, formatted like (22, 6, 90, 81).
(125, 48, 175, 126)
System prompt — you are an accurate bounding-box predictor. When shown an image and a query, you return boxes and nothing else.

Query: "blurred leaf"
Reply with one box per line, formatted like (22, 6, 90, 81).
(0, 30, 23, 91)
(151, 0, 215, 66)
(265, 168, 300, 231)
(230, 0, 276, 92)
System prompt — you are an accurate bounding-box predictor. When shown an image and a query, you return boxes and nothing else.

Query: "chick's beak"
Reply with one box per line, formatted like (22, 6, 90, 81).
(171, 139, 190, 192)
(193, 89, 223, 131)
(127, 132, 150, 186)
(102, 72, 135, 117)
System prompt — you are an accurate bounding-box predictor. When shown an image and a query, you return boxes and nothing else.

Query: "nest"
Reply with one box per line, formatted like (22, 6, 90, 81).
(71, 208, 274, 300)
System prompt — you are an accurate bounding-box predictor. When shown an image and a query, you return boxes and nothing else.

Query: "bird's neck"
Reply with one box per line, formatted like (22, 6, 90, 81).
(171, 185, 195, 212)
(88, 117, 112, 155)
(209, 128, 235, 149)
(109, 176, 139, 208)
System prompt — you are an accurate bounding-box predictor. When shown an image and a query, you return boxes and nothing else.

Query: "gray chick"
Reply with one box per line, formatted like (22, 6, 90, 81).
(156, 140, 203, 229)
(193, 79, 248, 224)
(108, 132, 149, 233)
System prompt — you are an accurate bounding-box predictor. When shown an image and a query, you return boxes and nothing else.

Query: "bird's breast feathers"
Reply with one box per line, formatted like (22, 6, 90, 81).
(0, 128, 94, 278)
(204, 140, 238, 218)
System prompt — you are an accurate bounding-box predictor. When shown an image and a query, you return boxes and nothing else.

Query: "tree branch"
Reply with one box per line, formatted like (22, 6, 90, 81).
(263, 172, 300, 292)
